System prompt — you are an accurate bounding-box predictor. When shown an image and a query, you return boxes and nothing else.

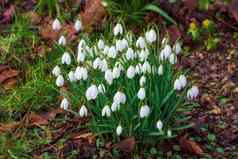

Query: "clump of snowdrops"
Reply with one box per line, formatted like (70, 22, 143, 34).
(51, 19, 199, 144)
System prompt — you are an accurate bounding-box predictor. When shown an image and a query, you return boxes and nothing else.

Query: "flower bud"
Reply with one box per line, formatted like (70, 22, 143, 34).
(74, 19, 82, 32)
(126, 65, 135, 79)
(102, 105, 111, 117)
(146, 29, 157, 43)
(187, 86, 199, 99)
(113, 23, 123, 36)
(156, 120, 163, 131)
(56, 75, 64, 87)
(85, 85, 98, 101)
(137, 87, 146, 100)
(79, 105, 88, 117)
(52, 18, 61, 31)
(116, 125, 122, 136)
(60, 98, 69, 110)
(61, 52, 71, 65)
(52, 65, 61, 77)
(136, 36, 146, 49)
(139, 105, 150, 118)
(58, 35, 66, 46)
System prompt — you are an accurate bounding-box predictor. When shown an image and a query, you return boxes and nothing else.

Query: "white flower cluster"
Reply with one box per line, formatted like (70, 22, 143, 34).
(52, 22, 199, 138)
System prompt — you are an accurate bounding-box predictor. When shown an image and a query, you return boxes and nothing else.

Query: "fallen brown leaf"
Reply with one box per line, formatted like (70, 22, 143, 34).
(72, 132, 95, 144)
(210, 105, 222, 115)
(3, 78, 17, 90)
(0, 69, 19, 83)
(179, 135, 204, 156)
(0, 122, 20, 134)
(112, 137, 135, 154)
(28, 112, 48, 126)
(229, 0, 238, 22)
(39, 17, 59, 42)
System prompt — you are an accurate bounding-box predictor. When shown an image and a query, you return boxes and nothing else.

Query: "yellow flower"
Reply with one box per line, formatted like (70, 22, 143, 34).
(189, 22, 197, 30)
(202, 19, 211, 29)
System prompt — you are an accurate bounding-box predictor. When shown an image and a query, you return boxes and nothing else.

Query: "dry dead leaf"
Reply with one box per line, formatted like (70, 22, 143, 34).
(0, 69, 19, 83)
(229, 0, 238, 22)
(112, 137, 136, 154)
(73, 132, 95, 144)
(28, 112, 49, 126)
(24, 11, 41, 24)
(39, 17, 59, 42)
(179, 135, 204, 156)
(0, 122, 20, 134)
(210, 105, 222, 115)
(80, 0, 106, 32)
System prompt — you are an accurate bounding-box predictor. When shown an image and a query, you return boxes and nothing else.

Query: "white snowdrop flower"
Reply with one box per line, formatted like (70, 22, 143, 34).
(98, 39, 105, 50)
(61, 52, 71, 65)
(126, 65, 136, 79)
(137, 87, 146, 100)
(179, 75, 187, 88)
(187, 86, 199, 99)
(146, 29, 157, 43)
(58, 35, 66, 46)
(103, 45, 109, 55)
(169, 54, 177, 64)
(78, 39, 86, 50)
(115, 62, 124, 72)
(116, 39, 124, 52)
(79, 105, 88, 117)
(126, 48, 135, 60)
(167, 130, 172, 137)
(77, 49, 86, 63)
(122, 38, 128, 49)
(75, 67, 88, 81)
(56, 75, 64, 87)
(98, 84, 106, 94)
(156, 120, 163, 131)
(102, 105, 111, 117)
(139, 49, 149, 62)
(113, 23, 123, 36)
(142, 61, 151, 74)
(111, 102, 120, 112)
(60, 98, 69, 110)
(174, 79, 182, 91)
(112, 66, 121, 79)
(105, 69, 113, 85)
(136, 36, 146, 49)
(93, 57, 102, 70)
(113, 91, 126, 104)
(158, 65, 163, 76)
(108, 46, 117, 58)
(135, 64, 142, 75)
(174, 42, 182, 54)
(139, 105, 150, 118)
(85, 85, 98, 101)
(160, 44, 172, 60)
(100, 59, 108, 72)
(101, 0, 108, 7)
(68, 71, 76, 82)
(116, 125, 122, 136)
(52, 65, 61, 77)
(74, 19, 82, 32)
(52, 18, 61, 31)
(139, 76, 146, 86)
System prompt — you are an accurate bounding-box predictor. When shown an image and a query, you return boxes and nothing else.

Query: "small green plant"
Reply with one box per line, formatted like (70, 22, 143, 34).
(188, 21, 200, 40)
(51, 20, 199, 147)
(102, 0, 177, 25)
(35, 0, 60, 17)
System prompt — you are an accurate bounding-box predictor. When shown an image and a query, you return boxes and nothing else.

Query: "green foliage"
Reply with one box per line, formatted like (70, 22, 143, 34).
(35, 0, 60, 17)
(198, 0, 211, 10)
(102, 0, 176, 25)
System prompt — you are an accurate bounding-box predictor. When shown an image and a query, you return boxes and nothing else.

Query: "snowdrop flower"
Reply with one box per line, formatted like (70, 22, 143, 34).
(105, 69, 113, 85)
(156, 120, 163, 131)
(103, 45, 109, 55)
(61, 52, 71, 65)
(98, 84, 106, 94)
(75, 67, 88, 80)
(85, 84, 98, 101)
(56, 75, 64, 87)
(98, 39, 105, 50)
(93, 57, 102, 70)
(135, 64, 142, 75)
(78, 39, 86, 50)
(187, 86, 199, 99)
(158, 65, 163, 76)
(111, 102, 120, 112)
(113, 91, 126, 104)
(116, 40, 124, 51)
(52, 18, 61, 31)
(139, 76, 146, 86)
(112, 66, 121, 79)
(60, 98, 69, 110)
(79, 105, 88, 117)
(136, 36, 146, 49)
(137, 87, 146, 100)
(126, 48, 135, 60)
(169, 54, 177, 64)
(52, 65, 61, 77)
(113, 23, 123, 36)
(145, 29, 157, 43)
(116, 125, 122, 136)
(77, 49, 86, 62)
(174, 42, 182, 54)
(126, 65, 136, 79)
(142, 61, 151, 74)
(100, 59, 108, 72)
(122, 38, 128, 49)
(139, 105, 150, 118)
(74, 19, 82, 32)
(58, 35, 66, 46)
(108, 46, 117, 58)
(102, 105, 111, 117)
(160, 44, 172, 60)
(167, 130, 172, 137)
(68, 71, 76, 82)
(174, 79, 182, 91)
(179, 75, 187, 88)
(139, 49, 149, 61)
